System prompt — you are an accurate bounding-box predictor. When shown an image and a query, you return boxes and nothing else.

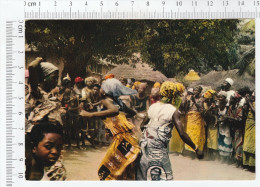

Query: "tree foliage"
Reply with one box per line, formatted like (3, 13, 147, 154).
(25, 20, 240, 79)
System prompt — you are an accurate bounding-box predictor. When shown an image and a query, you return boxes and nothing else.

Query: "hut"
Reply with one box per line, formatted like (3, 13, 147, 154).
(105, 63, 168, 93)
(183, 69, 200, 83)
(190, 69, 255, 91)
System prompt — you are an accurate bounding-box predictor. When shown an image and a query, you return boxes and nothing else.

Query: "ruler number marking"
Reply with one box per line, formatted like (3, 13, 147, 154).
(131, 1, 134, 6)
(162, 1, 165, 6)
(223, 1, 229, 6)
(238, 1, 245, 6)
(69, 1, 72, 6)
(100, 1, 103, 6)
(24, 1, 38, 7)
(192, 1, 197, 6)
(254, 1, 260, 6)
(54, 1, 57, 6)
(176, 1, 182, 6)
(18, 25, 23, 34)
(115, 1, 119, 6)
(146, 1, 149, 6)
(207, 1, 213, 6)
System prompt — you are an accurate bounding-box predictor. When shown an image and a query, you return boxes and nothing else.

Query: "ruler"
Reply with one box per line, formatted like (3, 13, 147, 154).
(4, 20, 25, 187)
(22, 0, 260, 19)
(0, 0, 259, 187)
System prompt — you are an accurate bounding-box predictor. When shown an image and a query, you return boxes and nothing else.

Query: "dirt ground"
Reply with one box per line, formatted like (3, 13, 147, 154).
(62, 144, 255, 181)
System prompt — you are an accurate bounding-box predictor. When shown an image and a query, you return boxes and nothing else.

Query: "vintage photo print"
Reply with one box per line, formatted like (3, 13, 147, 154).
(24, 19, 255, 182)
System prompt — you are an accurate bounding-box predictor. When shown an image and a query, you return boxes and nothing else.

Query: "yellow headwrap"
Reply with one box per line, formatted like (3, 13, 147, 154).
(204, 89, 216, 99)
(153, 82, 161, 88)
(160, 81, 177, 104)
(132, 81, 141, 90)
(175, 82, 185, 94)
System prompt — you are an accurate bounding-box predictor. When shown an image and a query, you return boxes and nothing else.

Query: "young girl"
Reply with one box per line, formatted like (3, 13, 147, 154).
(26, 122, 66, 180)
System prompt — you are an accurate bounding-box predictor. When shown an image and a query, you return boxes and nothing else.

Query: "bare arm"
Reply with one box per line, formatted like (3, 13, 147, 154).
(80, 97, 119, 118)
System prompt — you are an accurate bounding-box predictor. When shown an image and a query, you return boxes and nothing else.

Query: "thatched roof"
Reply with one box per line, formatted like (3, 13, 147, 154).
(105, 63, 168, 82)
(190, 69, 255, 91)
(166, 78, 177, 82)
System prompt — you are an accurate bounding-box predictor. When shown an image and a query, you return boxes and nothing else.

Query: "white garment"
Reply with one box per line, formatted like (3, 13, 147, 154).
(227, 90, 235, 105)
(239, 97, 246, 107)
(148, 102, 176, 123)
(222, 90, 235, 106)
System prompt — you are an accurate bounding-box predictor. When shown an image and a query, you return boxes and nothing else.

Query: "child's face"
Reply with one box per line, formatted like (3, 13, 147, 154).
(93, 86, 100, 95)
(33, 133, 63, 167)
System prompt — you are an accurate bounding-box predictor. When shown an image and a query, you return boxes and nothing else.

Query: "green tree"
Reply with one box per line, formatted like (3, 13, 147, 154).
(137, 20, 239, 77)
(25, 20, 240, 79)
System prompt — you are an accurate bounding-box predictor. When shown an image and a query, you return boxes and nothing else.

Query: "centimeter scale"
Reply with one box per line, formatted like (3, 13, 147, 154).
(0, 0, 259, 187)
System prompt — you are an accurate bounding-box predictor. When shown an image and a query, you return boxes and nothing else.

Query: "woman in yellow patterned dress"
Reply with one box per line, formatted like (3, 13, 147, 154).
(202, 90, 218, 160)
(243, 92, 255, 171)
(80, 78, 140, 180)
(183, 86, 206, 158)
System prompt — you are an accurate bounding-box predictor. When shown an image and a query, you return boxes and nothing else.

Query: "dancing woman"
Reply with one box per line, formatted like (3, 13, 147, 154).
(136, 81, 203, 181)
(80, 78, 140, 180)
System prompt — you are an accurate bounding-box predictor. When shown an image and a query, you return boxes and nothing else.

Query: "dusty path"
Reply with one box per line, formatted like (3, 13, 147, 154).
(62, 145, 255, 181)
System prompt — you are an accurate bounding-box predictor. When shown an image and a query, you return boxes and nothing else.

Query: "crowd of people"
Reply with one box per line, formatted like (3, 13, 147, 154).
(25, 57, 255, 181)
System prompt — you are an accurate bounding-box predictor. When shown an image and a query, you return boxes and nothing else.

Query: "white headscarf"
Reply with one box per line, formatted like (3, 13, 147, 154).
(40, 62, 59, 78)
(101, 78, 137, 97)
(225, 78, 234, 86)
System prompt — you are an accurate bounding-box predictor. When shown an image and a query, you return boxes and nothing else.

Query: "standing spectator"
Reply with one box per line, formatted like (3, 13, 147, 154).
(92, 84, 106, 145)
(202, 90, 218, 160)
(219, 78, 235, 106)
(217, 91, 233, 164)
(226, 93, 244, 167)
(183, 86, 205, 159)
(61, 76, 80, 149)
(73, 76, 84, 99)
(81, 77, 96, 147)
(243, 91, 255, 171)
(149, 82, 161, 105)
